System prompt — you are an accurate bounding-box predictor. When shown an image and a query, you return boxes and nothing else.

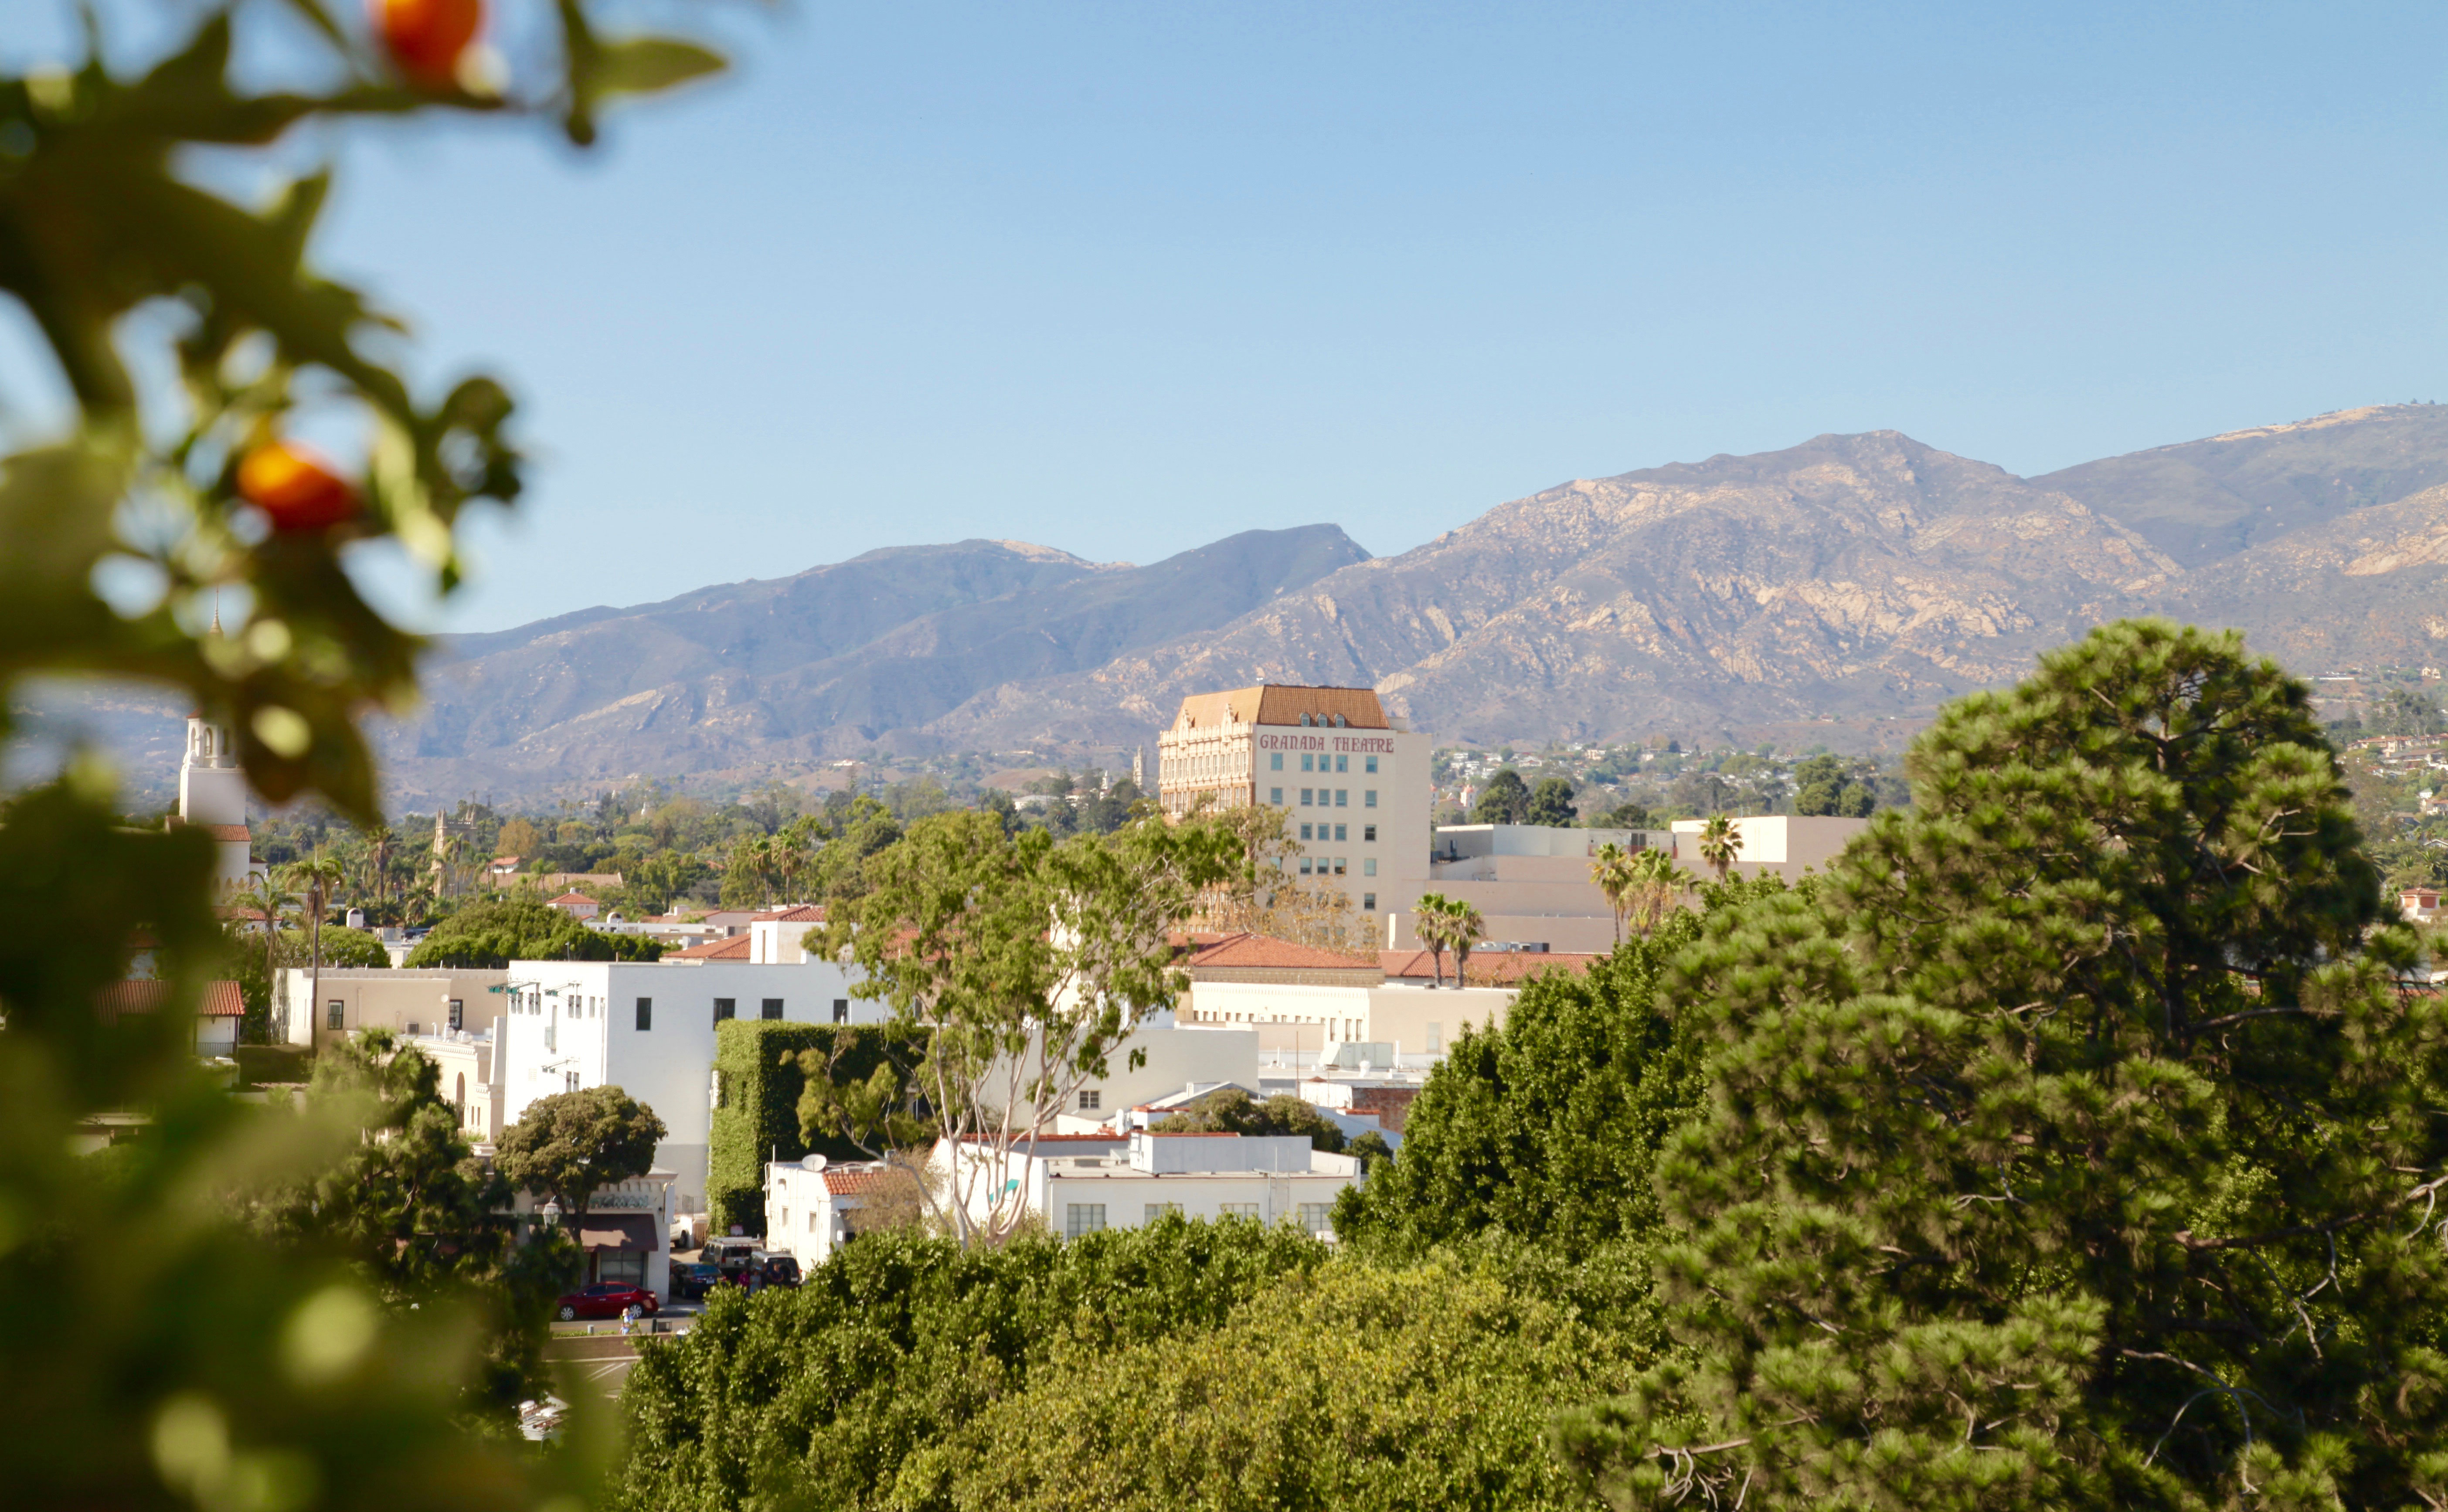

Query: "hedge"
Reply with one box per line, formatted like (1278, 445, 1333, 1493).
(234, 1043, 312, 1088)
(705, 1020, 927, 1239)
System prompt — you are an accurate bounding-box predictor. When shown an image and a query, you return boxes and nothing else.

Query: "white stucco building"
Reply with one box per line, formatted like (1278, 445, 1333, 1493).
(495, 958, 885, 1217)
(935, 1129, 1360, 1242)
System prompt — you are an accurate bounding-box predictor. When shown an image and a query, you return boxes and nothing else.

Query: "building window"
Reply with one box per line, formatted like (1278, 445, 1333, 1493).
(1364, 789, 1377, 808)
(714, 998, 736, 1024)
(1366, 755, 1379, 774)
(1269, 787, 1283, 805)
(1299, 822, 1312, 841)
(636, 997, 652, 1031)
(1335, 789, 1348, 807)
(1334, 823, 1346, 841)
(1078, 1087, 1101, 1111)
(1143, 1203, 1183, 1223)
(1220, 1202, 1260, 1219)
(808, 1210, 820, 1233)
(326, 1000, 343, 1030)
(1363, 892, 1377, 911)
(1334, 857, 1347, 875)
(1301, 753, 1314, 772)
(1335, 754, 1348, 773)
(833, 998, 849, 1024)
(1271, 752, 1284, 771)
(1064, 1204, 1106, 1238)
(1364, 824, 1377, 842)
(1299, 857, 1313, 875)
(1364, 857, 1377, 877)
(1300, 788, 1313, 806)
(1296, 1203, 1333, 1235)
(762, 998, 784, 1021)
(599, 1251, 645, 1287)
(448, 999, 464, 1031)
(564, 1071, 579, 1093)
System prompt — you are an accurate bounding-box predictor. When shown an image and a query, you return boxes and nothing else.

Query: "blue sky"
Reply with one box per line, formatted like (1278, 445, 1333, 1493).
(9, 1, 2446, 632)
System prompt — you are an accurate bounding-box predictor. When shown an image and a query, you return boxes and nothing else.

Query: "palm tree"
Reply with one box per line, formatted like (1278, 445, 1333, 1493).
(1589, 841, 1636, 947)
(1413, 892, 1455, 988)
(282, 853, 347, 1043)
(1697, 812, 1743, 884)
(1628, 846, 1697, 939)
(1444, 899, 1487, 989)
(361, 822, 397, 911)
(232, 875, 296, 1037)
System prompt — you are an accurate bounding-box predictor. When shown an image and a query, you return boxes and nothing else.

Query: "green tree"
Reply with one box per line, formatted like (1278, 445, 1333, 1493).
(1445, 897, 1487, 986)
(1150, 1087, 1346, 1152)
(1528, 775, 1578, 826)
(1556, 621, 2448, 1512)
(253, 1029, 575, 1412)
(495, 1085, 669, 1244)
(1472, 768, 1532, 824)
(612, 1220, 1330, 1512)
(817, 809, 1242, 1246)
(1593, 799, 1653, 829)
(1333, 887, 1783, 1260)
(1693, 811, 1741, 881)
(1625, 845, 1696, 940)
(907, 1255, 1648, 1512)
(402, 892, 661, 967)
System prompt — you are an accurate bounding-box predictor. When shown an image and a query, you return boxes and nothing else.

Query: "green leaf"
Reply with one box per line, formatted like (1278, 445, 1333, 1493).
(588, 37, 727, 99)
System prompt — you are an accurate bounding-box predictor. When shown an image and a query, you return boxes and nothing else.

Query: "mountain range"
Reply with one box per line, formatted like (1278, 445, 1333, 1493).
(69, 404, 2448, 806)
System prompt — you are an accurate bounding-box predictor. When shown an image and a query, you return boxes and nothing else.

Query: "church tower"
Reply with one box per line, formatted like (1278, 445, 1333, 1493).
(177, 715, 261, 896)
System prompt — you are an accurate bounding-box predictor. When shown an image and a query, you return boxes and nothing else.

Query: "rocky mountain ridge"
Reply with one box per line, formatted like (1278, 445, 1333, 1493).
(68, 404, 2448, 805)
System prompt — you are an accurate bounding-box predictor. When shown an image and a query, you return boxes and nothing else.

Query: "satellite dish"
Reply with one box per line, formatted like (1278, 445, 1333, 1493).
(801, 1154, 828, 1172)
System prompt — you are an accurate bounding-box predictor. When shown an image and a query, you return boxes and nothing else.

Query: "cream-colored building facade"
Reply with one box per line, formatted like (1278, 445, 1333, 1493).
(1158, 683, 1433, 923)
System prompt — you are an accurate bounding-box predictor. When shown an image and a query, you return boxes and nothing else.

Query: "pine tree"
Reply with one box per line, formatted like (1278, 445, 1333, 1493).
(1557, 621, 2448, 1512)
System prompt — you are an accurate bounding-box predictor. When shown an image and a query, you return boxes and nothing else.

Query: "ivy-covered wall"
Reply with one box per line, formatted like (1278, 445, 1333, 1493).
(705, 1020, 925, 1239)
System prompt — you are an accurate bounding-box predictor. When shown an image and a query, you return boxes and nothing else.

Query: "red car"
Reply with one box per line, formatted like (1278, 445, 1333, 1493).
(555, 1281, 658, 1321)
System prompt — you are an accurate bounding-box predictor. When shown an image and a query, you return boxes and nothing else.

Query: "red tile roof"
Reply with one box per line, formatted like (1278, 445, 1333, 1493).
(169, 820, 252, 842)
(665, 934, 751, 961)
(1187, 933, 1380, 972)
(821, 1166, 907, 1196)
(96, 980, 245, 1020)
(1380, 949, 1598, 985)
(751, 904, 827, 923)
(546, 891, 598, 907)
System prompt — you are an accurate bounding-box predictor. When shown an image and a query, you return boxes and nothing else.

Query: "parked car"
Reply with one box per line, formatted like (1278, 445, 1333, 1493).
(667, 1261, 719, 1299)
(750, 1250, 801, 1288)
(555, 1282, 658, 1322)
(700, 1237, 762, 1277)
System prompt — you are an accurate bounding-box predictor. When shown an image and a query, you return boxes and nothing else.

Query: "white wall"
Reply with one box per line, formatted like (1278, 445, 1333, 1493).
(1186, 978, 1516, 1065)
(496, 958, 879, 1216)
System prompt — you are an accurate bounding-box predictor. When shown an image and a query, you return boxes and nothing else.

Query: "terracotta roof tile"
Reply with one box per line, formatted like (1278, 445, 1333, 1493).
(1187, 933, 1380, 972)
(1380, 949, 1598, 984)
(546, 891, 598, 906)
(665, 934, 751, 961)
(95, 979, 245, 1020)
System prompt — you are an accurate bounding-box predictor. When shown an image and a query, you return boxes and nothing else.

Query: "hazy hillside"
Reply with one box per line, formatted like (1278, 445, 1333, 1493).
(367, 527, 1369, 803)
(58, 404, 2448, 806)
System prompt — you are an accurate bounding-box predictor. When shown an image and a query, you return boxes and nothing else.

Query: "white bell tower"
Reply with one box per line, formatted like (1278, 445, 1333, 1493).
(178, 714, 261, 895)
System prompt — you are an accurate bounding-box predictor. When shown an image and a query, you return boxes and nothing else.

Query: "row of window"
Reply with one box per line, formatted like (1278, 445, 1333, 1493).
(699, 997, 852, 1029)
(1297, 856, 1378, 878)
(1272, 787, 1374, 809)
(324, 998, 465, 1031)
(1063, 1203, 1333, 1237)
(1299, 822, 1373, 843)
(1272, 751, 1378, 775)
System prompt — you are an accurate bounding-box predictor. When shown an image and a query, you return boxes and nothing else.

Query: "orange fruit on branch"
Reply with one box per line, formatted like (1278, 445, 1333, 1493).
(236, 442, 358, 532)
(373, 0, 483, 86)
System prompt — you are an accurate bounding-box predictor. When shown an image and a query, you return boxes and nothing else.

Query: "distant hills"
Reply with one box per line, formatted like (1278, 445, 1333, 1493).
(55, 404, 2448, 806)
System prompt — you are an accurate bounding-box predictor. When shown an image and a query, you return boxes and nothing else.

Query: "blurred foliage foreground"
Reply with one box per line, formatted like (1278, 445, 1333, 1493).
(0, 3, 719, 1507)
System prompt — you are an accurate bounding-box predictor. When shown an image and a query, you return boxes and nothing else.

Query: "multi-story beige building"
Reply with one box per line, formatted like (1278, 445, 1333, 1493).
(1157, 683, 1432, 922)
